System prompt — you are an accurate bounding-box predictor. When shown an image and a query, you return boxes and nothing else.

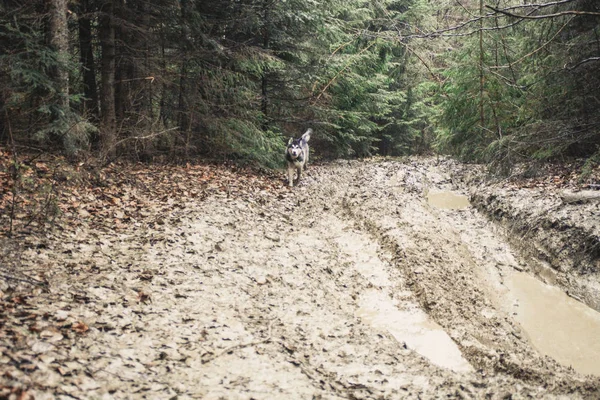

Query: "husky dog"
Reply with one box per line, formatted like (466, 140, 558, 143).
(285, 128, 312, 187)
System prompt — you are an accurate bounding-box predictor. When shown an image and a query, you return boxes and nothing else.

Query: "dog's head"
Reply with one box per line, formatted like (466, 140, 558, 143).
(287, 138, 304, 159)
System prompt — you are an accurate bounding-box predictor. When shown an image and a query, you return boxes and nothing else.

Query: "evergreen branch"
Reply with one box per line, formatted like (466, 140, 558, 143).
(311, 36, 363, 95)
(455, 0, 477, 18)
(396, 0, 540, 40)
(493, 7, 519, 87)
(486, 5, 600, 19)
(490, 16, 573, 69)
(328, 38, 358, 60)
(377, 7, 441, 83)
(311, 42, 377, 104)
(402, 43, 442, 83)
(400, 12, 528, 40)
(403, 12, 494, 39)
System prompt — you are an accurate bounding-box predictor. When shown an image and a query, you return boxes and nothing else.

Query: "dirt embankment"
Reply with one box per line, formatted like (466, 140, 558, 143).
(1, 157, 600, 399)
(463, 165, 600, 312)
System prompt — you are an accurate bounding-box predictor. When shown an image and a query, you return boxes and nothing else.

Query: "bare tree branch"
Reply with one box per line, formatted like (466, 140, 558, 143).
(113, 127, 179, 147)
(0, 272, 47, 287)
(501, 0, 577, 12)
(398, 17, 523, 40)
(399, 1, 597, 40)
(566, 57, 600, 70)
(486, 5, 600, 19)
(398, 4, 538, 40)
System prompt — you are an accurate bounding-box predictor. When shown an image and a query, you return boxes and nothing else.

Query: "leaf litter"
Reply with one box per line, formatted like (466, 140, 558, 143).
(0, 153, 600, 398)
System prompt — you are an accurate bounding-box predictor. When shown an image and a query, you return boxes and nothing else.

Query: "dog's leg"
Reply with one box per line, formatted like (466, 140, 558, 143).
(287, 166, 294, 187)
(294, 165, 302, 185)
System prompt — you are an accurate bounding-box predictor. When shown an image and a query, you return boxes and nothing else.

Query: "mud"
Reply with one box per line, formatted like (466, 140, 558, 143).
(2, 157, 600, 399)
(505, 271, 600, 376)
(427, 190, 470, 210)
(469, 178, 600, 313)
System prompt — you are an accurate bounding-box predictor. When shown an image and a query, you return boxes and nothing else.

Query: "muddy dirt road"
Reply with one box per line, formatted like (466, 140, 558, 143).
(2, 158, 600, 399)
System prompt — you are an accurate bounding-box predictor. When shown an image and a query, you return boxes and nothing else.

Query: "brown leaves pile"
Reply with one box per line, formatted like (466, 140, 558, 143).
(0, 149, 290, 396)
(0, 149, 286, 238)
(493, 161, 600, 191)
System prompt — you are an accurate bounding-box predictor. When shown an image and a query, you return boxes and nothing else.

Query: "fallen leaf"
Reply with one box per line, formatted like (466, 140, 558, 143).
(31, 341, 54, 353)
(72, 321, 89, 334)
(137, 291, 151, 304)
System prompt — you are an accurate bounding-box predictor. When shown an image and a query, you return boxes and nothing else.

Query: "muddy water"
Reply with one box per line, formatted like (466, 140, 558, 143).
(335, 226, 473, 373)
(507, 272, 600, 376)
(356, 290, 473, 373)
(427, 191, 470, 210)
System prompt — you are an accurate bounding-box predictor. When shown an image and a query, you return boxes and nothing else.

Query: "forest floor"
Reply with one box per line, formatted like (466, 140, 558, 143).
(1, 154, 600, 399)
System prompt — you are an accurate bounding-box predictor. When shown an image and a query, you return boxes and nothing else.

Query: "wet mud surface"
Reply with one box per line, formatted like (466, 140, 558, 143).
(2, 158, 600, 399)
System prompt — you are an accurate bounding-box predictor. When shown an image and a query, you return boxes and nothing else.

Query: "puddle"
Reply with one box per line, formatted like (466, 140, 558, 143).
(427, 191, 470, 210)
(357, 291, 472, 373)
(507, 272, 600, 376)
(335, 222, 472, 373)
(357, 290, 473, 373)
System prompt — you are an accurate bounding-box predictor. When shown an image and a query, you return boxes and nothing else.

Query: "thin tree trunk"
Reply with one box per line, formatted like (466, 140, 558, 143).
(478, 0, 485, 132)
(159, 25, 169, 127)
(99, 0, 117, 157)
(178, 59, 190, 157)
(114, 5, 134, 127)
(78, 0, 99, 121)
(0, 93, 5, 143)
(48, 0, 69, 110)
(114, 56, 125, 123)
(178, 0, 191, 155)
(177, 61, 188, 133)
(139, 0, 152, 121)
(114, 5, 126, 126)
(260, 0, 270, 129)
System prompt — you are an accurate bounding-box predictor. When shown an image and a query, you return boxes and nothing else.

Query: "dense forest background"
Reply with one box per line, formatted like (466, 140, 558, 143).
(0, 0, 599, 170)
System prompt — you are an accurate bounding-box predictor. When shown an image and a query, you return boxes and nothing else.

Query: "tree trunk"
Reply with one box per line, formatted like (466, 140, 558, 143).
(178, 0, 191, 154)
(0, 95, 5, 143)
(114, 0, 129, 128)
(260, 0, 270, 129)
(48, 0, 69, 111)
(138, 0, 152, 120)
(159, 25, 169, 127)
(177, 59, 189, 146)
(78, 0, 99, 121)
(99, 0, 117, 157)
(478, 0, 485, 131)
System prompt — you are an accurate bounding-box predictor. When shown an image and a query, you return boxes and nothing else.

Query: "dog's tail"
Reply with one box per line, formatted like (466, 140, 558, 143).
(302, 128, 312, 143)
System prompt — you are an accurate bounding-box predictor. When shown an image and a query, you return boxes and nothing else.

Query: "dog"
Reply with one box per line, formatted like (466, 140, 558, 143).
(285, 128, 312, 187)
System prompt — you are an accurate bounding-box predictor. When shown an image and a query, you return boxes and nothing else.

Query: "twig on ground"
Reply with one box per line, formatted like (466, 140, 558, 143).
(113, 127, 179, 148)
(0, 271, 46, 287)
(201, 319, 275, 364)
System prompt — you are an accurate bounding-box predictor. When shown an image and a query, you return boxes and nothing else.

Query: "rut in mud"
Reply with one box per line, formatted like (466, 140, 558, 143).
(2, 158, 600, 399)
